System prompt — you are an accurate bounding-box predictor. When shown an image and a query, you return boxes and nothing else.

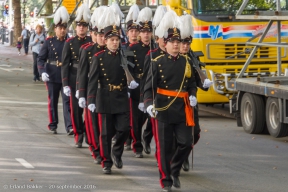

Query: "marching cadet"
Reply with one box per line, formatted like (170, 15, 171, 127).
(127, 7, 154, 158)
(87, 7, 138, 174)
(178, 15, 213, 172)
(144, 11, 197, 192)
(139, 5, 167, 159)
(125, 4, 140, 48)
(123, 4, 140, 151)
(77, 6, 107, 164)
(61, 3, 92, 148)
(37, 6, 72, 135)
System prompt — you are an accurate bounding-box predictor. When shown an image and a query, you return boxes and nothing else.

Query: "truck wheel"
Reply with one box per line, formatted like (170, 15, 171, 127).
(241, 93, 265, 134)
(266, 97, 288, 137)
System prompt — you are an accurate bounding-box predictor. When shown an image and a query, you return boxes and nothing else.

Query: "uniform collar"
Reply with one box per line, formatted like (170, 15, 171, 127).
(76, 35, 87, 41)
(97, 43, 106, 50)
(55, 36, 66, 41)
(107, 48, 118, 56)
(167, 53, 180, 61)
(140, 40, 150, 48)
(158, 48, 165, 54)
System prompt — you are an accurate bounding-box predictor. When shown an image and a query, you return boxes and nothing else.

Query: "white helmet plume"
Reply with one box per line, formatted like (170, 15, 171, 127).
(136, 7, 152, 23)
(125, 4, 140, 23)
(155, 11, 179, 38)
(75, 3, 91, 23)
(179, 15, 193, 39)
(54, 6, 69, 25)
(152, 5, 167, 28)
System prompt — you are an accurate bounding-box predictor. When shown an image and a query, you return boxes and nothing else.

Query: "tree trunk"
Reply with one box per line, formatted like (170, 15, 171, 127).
(12, 0, 21, 46)
(45, 0, 53, 36)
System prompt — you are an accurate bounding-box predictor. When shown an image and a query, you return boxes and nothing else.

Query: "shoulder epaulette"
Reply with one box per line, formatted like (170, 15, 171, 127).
(146, 48, 158, 56)
(80, 42, 91, 49)
(84, 42, 94, 50)
(129, 42, 138, 47)
(66, 37, 74, 42)
(45, 36, 52, 40)
(152, 54, 165, 62)
(94, 50, 105, 57)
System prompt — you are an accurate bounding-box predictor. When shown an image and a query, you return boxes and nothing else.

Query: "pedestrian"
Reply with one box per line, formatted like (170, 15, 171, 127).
(61, 3, 92, 148)
(30, 24, 46, 82)
(21, 26, 30, 55)
(144, 11, 197, 192)
(178, 15, 213, 172)
(16, 36, 22, 55)
(77, 6, 107, 164)
(123, 4, 140, 151)
(37, 6, 73, 135)
(87, 6, 138, 174)
(127, 7, 154, 158)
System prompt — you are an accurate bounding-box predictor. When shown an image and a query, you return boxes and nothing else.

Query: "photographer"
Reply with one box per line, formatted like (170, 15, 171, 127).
(29, 24, 46, 82)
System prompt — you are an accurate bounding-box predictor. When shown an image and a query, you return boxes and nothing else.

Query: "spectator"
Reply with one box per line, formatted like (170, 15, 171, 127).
(16, 36, 22, 55)
(21, 26, 30, 55)
(29, 24, 46, 82)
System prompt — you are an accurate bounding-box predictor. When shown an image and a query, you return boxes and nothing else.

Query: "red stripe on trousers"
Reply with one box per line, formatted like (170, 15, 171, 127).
(45, 82, 52, 130)
(155, 119, 166, 188)
(150, 118, 158, 161)
(129, 98, 137, 153)
(84, 108, 92, 148)
(88, 109, 98, 150)
(69, 94, 78, 143)
(98, 113, 105, 167)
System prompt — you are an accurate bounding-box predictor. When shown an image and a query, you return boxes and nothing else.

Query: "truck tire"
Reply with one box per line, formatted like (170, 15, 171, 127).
(240, 93, 265, 134)
(266, 97, 288, 138)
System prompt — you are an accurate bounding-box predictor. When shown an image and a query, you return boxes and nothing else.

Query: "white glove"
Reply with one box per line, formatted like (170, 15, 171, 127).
(78, 97, 86, 108)
(75, 90, 79, 99)
(63, 86, 71, 97)
(203, 78, 213, 88)
(128, 80, 139, 89)
(147, 105, 157, 118)
(138, 102, 146, 113)
(88, 104, 96, 112)
(41, 72, 49, 82)
(128, 92, 130, 98)
(189, 95, 197, 107)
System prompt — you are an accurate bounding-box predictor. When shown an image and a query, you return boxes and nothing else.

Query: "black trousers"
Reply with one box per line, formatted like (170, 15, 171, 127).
(32, 52, 40, 80)
(130, 99, 147, 153)
(142, 116, 153, 145)
(85, 108, 100, 158)
(70, 87, 85, 144)
(155, 120, 192, 188)
(23, 38, 29, 54)
(46, 82, 72, 132)
(99, 112, 130, 168)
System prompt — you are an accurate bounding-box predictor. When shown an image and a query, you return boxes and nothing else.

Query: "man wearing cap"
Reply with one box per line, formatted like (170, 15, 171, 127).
(125, 4, 140, 48)
(144, 11, 197, 192)
(127, 7, 154, 158)
(139, 5, 167, 160)
(87, 7, 138, 174)
(178, 15, 213, 172)
(61, 3, 92, 148)
(77, 6, 107, 164)
(37, 6, 72, 135)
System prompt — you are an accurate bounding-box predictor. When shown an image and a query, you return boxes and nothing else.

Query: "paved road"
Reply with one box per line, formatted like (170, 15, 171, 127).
(0, 44, 288, 192)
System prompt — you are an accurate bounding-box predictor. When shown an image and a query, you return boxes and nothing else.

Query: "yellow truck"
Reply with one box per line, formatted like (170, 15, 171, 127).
(164, 0, 288, 103)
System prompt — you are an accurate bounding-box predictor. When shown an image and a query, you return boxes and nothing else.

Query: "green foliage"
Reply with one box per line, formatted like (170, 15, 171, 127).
(194, 0, 282, 15)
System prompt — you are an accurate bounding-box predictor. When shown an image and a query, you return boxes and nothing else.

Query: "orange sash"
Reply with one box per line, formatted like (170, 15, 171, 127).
(157, 88, 195, 127)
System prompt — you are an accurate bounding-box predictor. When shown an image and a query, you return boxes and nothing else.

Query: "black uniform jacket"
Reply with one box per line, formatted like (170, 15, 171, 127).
(87, 49, 130, 114)
(127, 41, 154, 101)
(143, 53, 197, 124)
(38, 36, 66, 84)
(77, 42, 105, 98)
(61, 35, 92, 88)
(140, 48, 165, 102)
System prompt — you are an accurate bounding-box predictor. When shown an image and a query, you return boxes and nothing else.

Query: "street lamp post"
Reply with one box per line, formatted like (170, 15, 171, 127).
(22, 0, 27, 27)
